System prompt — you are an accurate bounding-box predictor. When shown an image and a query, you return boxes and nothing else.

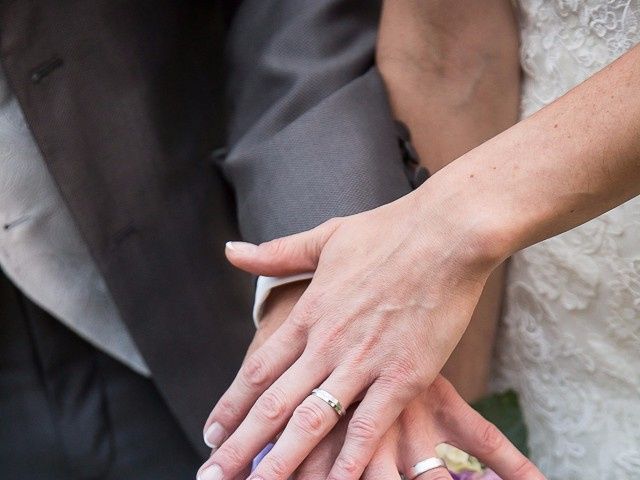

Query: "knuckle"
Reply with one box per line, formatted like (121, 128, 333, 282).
(287, 309, 312, 334)
(306, 332, 335, 360)
(261, 453, 289, 479)
(287, 295, 323, 335)
(347, 414, 378, 445)
(323, 217, 342, 230)
(294, 294, 323, 324)
(430, 378, 464, 418)
(255, 387, 289, 422)
(331, 455, 361, 478)
(307, 336, 333, 360)
(383, 357, 422, 392)
(262, 237, 286, 256)
(372, 372, 401, 395)
(213, 396, 242, 424)
(342, 359, 374, 386)
(475, 421, 504, 455)
(391, 357, 419, 382)
(292, 401, 329, 437)
(322, 323, 349, 346)
(512, 457, 539, 478)
(241, 352, 272, 388)
(428, 375, 452, 399)
(215, 441, 245, 470)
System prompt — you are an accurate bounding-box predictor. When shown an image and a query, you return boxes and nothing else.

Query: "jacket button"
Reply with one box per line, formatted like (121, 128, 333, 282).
(31, 57, 63, 83)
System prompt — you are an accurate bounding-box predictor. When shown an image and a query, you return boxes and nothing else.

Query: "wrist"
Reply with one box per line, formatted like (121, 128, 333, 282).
(411, 155, 521, 272)
(246, 280, 310, 357)
(260, 280, 310, 329)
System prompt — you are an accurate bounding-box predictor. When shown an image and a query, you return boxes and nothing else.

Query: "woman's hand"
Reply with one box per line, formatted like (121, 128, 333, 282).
(201, 261, 543, 480)
(197, 34, 640, 480)
(213, 280, 311, 480)
(377, 0, 519, 403)
(199, 191, 504, 480)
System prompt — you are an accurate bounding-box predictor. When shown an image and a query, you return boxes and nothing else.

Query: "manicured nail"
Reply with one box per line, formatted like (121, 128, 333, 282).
(225, 241, 258, 254)
(197, 463, 223, 480)
(204, 422, 227, 449)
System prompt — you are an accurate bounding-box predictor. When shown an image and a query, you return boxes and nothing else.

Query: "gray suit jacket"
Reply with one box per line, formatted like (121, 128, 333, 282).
(0, 0, 411, 455)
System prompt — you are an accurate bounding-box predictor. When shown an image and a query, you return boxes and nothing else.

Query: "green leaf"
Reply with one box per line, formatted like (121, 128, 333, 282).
(471, 390, 530, 457)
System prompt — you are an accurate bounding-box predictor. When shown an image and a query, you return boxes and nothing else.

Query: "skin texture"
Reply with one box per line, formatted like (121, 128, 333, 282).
(204, 5, 640, 480)
(223, 283, 539, 480)
(210, 41, 640, 479)
(207, 42, 640, 479)
(273, 2, 524, 477)
(199, 2, 540, 480)
(221, 281, 311, 480)
(377, 0, 521, 172)
(377, 0, 520, 402)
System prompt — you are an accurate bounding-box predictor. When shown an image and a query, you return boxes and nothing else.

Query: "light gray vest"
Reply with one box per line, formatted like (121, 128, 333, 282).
(0, 65, 149, 376)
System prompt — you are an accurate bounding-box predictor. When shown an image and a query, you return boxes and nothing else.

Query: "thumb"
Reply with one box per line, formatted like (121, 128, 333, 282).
(225, 218, 342, 276)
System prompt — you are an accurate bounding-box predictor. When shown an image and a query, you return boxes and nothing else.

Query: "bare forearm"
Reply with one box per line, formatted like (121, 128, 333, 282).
(419, 44, 640, 265)
(377, 0, 520, 173)
(378, 0, 518, 400)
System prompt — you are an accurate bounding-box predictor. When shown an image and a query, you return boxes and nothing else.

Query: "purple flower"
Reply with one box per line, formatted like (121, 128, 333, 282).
(450, 468, 502, 480)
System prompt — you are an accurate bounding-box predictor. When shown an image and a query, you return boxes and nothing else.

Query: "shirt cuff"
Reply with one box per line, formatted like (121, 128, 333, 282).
(252, 273, 314, 328)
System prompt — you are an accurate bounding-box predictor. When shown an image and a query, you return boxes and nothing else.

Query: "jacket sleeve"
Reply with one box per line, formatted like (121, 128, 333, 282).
(221, 0, 413, 244)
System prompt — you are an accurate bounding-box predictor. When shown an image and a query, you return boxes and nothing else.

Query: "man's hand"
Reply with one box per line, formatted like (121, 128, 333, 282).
(296, 376, 543, 480)
(245, 281, 310, 359)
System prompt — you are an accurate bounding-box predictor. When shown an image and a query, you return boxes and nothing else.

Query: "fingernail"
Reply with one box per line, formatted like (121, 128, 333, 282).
(197, 463, 223, 480)
(225, 241, 258, 254)
(204, 422, 227, 449)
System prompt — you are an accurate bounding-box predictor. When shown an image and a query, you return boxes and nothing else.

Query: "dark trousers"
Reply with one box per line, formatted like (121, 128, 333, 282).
(0, 271, 202, 479)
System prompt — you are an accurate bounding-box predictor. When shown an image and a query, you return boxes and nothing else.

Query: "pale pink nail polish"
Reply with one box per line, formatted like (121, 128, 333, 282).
(225, 241, 258, 254)
(204, 422, 227, 449)
(197, 463, 223, 480)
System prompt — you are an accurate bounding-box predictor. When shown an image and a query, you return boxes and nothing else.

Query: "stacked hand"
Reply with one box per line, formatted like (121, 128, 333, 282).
(198, 194, 543, 480)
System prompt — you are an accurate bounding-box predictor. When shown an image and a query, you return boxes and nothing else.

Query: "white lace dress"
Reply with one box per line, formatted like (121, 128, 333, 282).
(491, 1, 640, 479)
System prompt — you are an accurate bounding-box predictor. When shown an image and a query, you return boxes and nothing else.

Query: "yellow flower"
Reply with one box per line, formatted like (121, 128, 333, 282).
(436, 443, 483, 473)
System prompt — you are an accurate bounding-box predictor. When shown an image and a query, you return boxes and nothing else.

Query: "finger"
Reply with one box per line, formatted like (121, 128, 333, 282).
(392, 401, 451, 480)
(327, 381, 409, 480)
(402, 449, 452, 480)
(249, 367, 366, 480)
(405, 462, 453, 480)
(361, 436, 402, 480)
(433, 378, 544, 480)
(224, 219, 341, 276)
(202, 351, 329, 480)
(203, 320, 306, 449)
(229, 464, 251, 480)
(399, 444, 452, 480)
(294, 409, 351, 479)
(448, 409, 544, 480)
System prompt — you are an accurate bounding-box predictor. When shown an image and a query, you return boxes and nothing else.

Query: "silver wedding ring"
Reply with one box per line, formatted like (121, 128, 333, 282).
(406, 457, 447, 479)
(310, 388, 345, 417)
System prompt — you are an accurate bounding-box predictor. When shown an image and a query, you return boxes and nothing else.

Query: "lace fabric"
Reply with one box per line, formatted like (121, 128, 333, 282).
(491, 2, 640, 479)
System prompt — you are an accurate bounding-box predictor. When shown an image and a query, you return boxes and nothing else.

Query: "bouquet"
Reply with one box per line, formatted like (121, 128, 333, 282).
(437, 443, 501, 480)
